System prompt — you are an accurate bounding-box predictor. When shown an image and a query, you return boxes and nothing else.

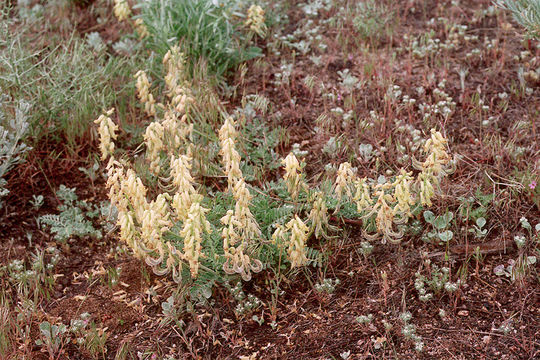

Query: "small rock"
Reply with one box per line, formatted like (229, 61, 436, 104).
(457, 310, 469, 317)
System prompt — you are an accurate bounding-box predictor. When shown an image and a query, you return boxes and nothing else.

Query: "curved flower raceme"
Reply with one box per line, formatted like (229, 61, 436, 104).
(134, 70, 156, 117)
(218, 117, 263, 280)
(282, 152, 304, 200)
(334, 162, 356, 207)
(180, 198, 212, 278)
(308, 192, 329, 239)
(94, 108, 117, 161)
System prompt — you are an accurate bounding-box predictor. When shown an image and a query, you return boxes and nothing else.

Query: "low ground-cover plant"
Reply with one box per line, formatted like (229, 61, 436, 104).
(93, 45, 456, 301)
(38, 185, 116, 244)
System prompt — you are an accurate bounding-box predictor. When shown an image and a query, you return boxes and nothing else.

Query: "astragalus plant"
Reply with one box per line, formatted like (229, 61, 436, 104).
(95, 47, 455, 297)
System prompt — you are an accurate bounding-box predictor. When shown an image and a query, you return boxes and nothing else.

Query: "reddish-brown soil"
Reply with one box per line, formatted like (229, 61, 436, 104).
(1, 0, 539, 359)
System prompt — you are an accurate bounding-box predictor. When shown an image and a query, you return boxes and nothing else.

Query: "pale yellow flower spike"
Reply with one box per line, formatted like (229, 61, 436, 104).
(414, 129, 452, 207)
(334, 162, 356, 206)
(282, 152, 304, 200)
(180, 199, 212, 278)
(219, 117, 243, 186)
(422, 129, 451, 176)
(418, 171, 436, 207)
(353, 177, 372, 213)
(392, 169, 414, 217)
(308, 192, 328, 239)
(144, 122, 164, 174)
(134, 70, 156, 117)
(122, 168, 148, 223)
(286, 215, 309, 268)
(218, 116, 263, 281)
(246, 5, 267, 37)
(134, 18, 149, 39)
(94, 108, 118, 161)
(371, 186, 403, 244)
(113, 0, 131, 22)
(232, 179, 261, 239)
(170, 155, 198, 221)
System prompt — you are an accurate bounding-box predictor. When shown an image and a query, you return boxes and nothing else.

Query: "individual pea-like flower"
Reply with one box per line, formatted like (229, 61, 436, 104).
(113, 0, 131, 22)
(272, 224, 287, 246)
(94, 108, 118, 160)
(282, 152, 304, 200)
(180, 198, 212, 278)
(245, 5, 267, 37)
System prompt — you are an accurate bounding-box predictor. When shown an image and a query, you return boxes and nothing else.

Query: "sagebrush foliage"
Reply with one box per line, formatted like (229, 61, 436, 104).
(498, 0, 540, 37)
(0, 96, 31, 208)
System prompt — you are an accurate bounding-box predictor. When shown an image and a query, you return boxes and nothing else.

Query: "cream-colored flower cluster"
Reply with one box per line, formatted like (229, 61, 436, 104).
(134, 70, 156, 117)
(100, 124, 208, 280)
(413, 129, 454, 206)
(144, 122, 164, 174)
(334, 162, 356, 204)
(114, 0, 131, 22)
(180, 198, 212, 278)
(245, 5, 267, 37)
(282, 152, 305, 200)
(170, 154, 198, 221)
(218, 117, 263, 281)
(134, 18, 149, 39)
(136, 47, 193, 175)
(94, 48, 209, 282)
(329, 129, 453, 244)
(308, 191, 329, 240)
(272, 215, 309, 268)
(94, 108, 117, 161)
(218, 117, 243, 186)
